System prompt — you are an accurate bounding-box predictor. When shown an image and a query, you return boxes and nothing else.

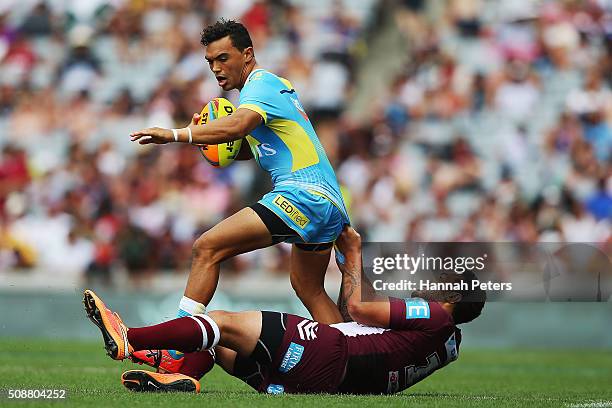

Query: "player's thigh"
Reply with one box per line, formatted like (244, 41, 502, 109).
(208, 310, 262, 356)
(214, 346, 237, 374)
(195, 207, 273, 259)
(290, 245, 332, 290)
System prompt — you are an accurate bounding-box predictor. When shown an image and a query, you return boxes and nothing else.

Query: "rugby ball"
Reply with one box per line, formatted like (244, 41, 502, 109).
(197, 98, 242, 167)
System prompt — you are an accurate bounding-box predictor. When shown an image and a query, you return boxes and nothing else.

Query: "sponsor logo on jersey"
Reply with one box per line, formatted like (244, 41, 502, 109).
(296, 319, 318, 341)
(250, 71, 264, 82)
(405, 298, 430, 319)
(445, 332, 458, 362)
(272, 195, 310, 228)
(266, 384, 284, 394)
(290, 96, 309, 121)
(254, 142, 277, 157)
(387, 370, 399, 394)
(279, 342, 304, 373)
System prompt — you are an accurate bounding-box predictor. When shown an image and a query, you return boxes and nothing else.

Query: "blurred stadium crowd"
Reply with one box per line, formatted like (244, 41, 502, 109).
(0, 0, 611, 286)
(348, 0, 612, 244)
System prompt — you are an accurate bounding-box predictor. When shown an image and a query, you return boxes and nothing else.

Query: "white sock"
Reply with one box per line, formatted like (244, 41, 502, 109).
(177, 296, 206, 317)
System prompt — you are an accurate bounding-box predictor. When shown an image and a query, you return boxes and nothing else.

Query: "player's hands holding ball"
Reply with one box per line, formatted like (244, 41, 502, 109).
(190, 112, 201, 126)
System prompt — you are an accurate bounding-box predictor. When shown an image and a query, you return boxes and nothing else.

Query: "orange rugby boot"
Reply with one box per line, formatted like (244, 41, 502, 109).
(83, 289, 133, 360)
(121, 370, 200, 393)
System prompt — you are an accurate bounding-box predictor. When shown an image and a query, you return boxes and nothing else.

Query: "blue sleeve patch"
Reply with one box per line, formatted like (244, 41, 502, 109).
(279, 342, 304, 373)
(405, 298, 430, 319)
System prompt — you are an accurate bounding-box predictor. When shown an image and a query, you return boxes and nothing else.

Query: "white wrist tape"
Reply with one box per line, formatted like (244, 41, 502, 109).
(187, 127, 193, 144)
(172, 128, 178, 142)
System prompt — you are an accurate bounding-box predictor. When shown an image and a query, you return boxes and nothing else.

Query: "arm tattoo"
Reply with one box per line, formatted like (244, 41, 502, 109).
(337, 285, 352, 322)
(339, 263, 361, 322)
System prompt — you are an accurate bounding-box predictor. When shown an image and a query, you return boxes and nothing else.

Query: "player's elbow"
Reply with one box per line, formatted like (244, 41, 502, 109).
(223, 116, 250, 141)
(347, 300, 387, 327)
(347, 301, 367, 324)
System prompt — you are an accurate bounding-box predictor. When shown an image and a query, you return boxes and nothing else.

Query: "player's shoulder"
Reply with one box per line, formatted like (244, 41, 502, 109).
(427, 301, 455, 325)
(245, 69, 292, 91)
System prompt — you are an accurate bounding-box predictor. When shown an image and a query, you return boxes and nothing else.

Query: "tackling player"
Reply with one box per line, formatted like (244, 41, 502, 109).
(84, 226, 486, 394)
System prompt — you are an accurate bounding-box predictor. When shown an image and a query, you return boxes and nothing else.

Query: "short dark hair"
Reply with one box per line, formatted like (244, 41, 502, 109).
(451, 271, 486, 324)
(200, 19, 253, 51)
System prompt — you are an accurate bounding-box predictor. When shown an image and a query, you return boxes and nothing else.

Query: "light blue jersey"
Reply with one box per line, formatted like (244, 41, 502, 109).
(238, 68, 349, 243)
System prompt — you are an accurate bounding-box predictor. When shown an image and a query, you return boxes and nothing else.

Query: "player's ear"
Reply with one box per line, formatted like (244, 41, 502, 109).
(244, 46, 254, 63)
(445, 292, 462, 304)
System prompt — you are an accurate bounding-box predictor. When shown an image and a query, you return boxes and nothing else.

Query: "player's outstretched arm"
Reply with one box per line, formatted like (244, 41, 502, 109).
(130, 108, 262, 145)
(335, 227, 391, 328)
(191, 111, 252, 160)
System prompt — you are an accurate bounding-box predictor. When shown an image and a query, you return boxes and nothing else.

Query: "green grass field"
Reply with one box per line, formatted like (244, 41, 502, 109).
(0, 339, 611, 407)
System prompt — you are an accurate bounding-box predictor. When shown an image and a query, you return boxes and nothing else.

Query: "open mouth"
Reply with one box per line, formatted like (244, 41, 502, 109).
(216, 76, 228, 87)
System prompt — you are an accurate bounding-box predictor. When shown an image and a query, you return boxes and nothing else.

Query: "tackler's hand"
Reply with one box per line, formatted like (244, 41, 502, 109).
(334, 226, 361, 261)
(334, 226, 362, 272)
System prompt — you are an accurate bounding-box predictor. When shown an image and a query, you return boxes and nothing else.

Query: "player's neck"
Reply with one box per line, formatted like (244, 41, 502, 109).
(238, 61, 259, 90)
(440, 302, 454, 318)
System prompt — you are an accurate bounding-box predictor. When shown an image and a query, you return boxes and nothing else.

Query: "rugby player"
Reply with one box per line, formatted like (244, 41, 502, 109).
(128, 18, 350, 378)
(84, 226, 486, 394)
(130, 19, 349, 321)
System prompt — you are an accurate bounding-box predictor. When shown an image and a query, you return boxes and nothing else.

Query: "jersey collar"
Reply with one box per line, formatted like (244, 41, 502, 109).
(245, 68, 265, 84)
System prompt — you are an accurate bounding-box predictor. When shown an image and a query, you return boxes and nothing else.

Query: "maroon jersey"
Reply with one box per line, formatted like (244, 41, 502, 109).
(258, 314, 348, 394)
(336, 298, 461, 394)
(253, 299, 459, 395)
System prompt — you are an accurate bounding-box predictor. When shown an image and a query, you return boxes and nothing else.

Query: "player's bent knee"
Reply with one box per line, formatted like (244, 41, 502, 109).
(192, 235, 211, 258)
(207, 310, 256, 346)
(192, 234, 225, 264)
